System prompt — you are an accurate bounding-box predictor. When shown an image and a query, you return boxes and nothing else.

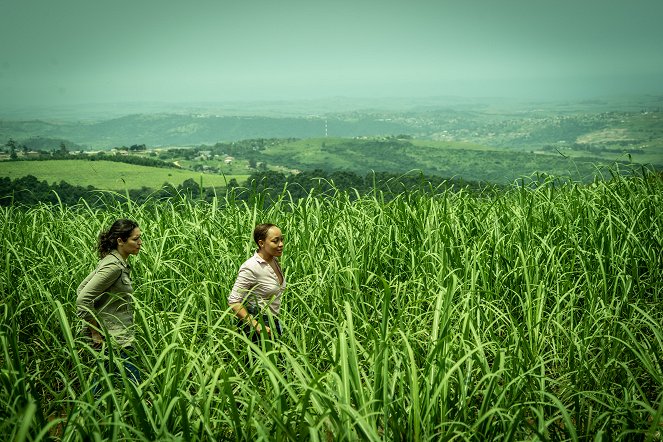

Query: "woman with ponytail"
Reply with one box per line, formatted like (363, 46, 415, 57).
(76, 218, 142, 385)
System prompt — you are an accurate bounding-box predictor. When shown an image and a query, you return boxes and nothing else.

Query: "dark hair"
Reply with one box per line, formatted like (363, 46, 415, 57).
(97, 219, 139, 258)
(253, 223, 277, 248)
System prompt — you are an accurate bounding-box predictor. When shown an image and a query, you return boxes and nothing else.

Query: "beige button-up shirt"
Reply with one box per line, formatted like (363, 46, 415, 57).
(228, 253, 286, 317)
(76, 250, 134, 347)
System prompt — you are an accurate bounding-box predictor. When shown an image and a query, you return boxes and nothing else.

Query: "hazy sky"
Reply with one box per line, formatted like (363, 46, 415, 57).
(1, 0, 662, 107)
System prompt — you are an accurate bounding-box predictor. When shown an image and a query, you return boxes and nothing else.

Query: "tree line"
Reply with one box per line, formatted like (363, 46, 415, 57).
(0, 170, 489, 207)
(0, 175, 213, 207)
(3, 138, 177, 168)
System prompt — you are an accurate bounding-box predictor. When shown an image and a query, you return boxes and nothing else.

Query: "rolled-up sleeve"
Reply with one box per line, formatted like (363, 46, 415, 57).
(228, 265, 256, 305)
(76, 264, 121, 320)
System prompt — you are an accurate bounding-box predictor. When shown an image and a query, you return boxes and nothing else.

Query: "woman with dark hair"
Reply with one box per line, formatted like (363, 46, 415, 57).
(76, 218, 142, 384)
(228, 223, 285, 340)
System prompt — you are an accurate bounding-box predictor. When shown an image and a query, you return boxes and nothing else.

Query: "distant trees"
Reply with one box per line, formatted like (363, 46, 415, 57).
(0, 175, 95, 206)
(158, 148, 196, 161)
(5, 138, 18, 160)
(0, 175, 225, 207)
(179, 178, 202, 198)
(0, 169, 488, 208)
(21, 136, 83, 153)
(210, 138, 298, 159)
(92, 153, 178, 169)
(3, 137, 29, 159)
(53, 142, 69, 158)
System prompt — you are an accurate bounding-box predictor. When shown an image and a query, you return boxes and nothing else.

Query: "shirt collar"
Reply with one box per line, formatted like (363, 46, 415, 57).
(253, 252, 267, 264)
(110, 250, 129, 268)
(253, 252, 278, 265)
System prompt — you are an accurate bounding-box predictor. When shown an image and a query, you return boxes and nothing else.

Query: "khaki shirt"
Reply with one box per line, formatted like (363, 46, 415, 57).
(76, 250, 134, 347)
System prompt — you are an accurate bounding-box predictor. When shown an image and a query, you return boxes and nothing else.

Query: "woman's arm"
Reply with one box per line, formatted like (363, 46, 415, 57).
(228, 265, 271, 335)
(229, 302, 271, 335)
(76, 263, 121, 343)
(76, 264, 121, 318)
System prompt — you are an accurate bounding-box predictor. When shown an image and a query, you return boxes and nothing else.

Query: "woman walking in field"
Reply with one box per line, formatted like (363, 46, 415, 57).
(228, 223, 286, 341)
(76, 218, 142, 385)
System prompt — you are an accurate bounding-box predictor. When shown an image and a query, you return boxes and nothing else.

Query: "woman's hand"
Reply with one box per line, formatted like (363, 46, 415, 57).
(254, 321, 272, 336)
(89, 320, 103, 347)
(90, 327, 103, 346)
(231, 303, 272, 337)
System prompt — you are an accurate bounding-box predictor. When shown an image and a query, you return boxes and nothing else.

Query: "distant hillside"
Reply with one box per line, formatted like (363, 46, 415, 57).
(21, 136, 85, 151)
(1, 101, 661, 167)
(252, 138, 652, 184)
(0, 114, 416, 148)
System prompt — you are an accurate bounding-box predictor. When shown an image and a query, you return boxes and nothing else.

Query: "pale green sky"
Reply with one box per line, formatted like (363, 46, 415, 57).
(1, 0, 662, 107)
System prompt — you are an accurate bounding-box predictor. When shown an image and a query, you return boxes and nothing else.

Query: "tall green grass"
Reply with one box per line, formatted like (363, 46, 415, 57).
(1, 169, 661, 440)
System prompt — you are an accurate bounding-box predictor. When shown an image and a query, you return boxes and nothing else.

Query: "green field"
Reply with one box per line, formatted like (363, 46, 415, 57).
(0, 160, 248, 190)
(2, 170, 661, 440)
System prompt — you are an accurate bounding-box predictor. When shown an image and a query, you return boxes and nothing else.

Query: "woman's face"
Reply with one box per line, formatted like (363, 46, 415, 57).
(117, 227, 142, 257)
(259, 226, 283, 259)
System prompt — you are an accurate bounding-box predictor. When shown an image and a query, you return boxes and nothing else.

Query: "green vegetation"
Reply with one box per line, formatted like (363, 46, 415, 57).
(2, 102, 661, 187)
(0, 170, 487, 207)
(2, 168, 661, 440)
(242, 169, 490, 202)
(254, 137, 650, 184)
(0, 114, 414, 148)
(0, 160, 247, 191)
(0, 175, 229, 207)
(0, 134, 658, 197)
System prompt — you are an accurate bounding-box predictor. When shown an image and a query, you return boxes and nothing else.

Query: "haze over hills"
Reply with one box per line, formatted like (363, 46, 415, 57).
(2, 95, 663, 150)
(2, 94, 662, 122)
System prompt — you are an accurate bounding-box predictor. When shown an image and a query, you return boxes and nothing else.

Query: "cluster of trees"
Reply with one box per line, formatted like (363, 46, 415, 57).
(2, 137, 177, 169)
(3, 138, 77, 159)
(209, 138, 297, 168)
(88, 152, 177, 169)
(1, 170, 487, 207)
(10, 136, 82, 154)
(211, 138, 297, 156)
(321, 138, 412, 156)
(152, 138, 296, 162)
(0, 175, 97, 206)
(0, 176, 210, 207)
(192, 164, 220, 173)
(155, 147, 193, 160)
